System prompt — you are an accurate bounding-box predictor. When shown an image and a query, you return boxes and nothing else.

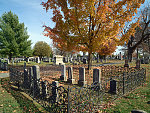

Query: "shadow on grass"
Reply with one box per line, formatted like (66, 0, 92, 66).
(0, 77, 42, 113)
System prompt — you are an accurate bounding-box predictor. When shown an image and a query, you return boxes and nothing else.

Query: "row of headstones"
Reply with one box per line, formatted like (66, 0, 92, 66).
(0, 62, 8, 71)
(60, 65, 101, 86)
(63, 57, 88, 64)
(22, 65, 61, 100)
(140, 57, 149, 64)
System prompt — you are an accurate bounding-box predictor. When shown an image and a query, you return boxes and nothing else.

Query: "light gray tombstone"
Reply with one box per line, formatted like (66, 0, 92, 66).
(93, 69, 101, 83)
(32, 65, 40, 97)
(78, 67, 87, 86)
(67, 67, 75, 84)
(60, 65, 67, 81)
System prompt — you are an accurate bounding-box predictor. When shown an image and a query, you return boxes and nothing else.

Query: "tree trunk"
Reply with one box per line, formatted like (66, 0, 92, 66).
(9, 54, 12, 62)
(128, 49, 133, 62)
(88, 52, 92, 70)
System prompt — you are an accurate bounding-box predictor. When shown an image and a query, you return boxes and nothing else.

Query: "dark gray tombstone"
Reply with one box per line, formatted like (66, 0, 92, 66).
(109, 80, 117, 94)
(124, 59, 129, 68)
(41, 81, 47, 98)
(29, 67, 33, 88)
(52, 81, 59, 102)
(144, 58, 149, 64)
(78, 67, 87, 86)
(36, 57, 40, 63)
(141, 58, 144, 64)
(60, 65, 67, 81)
(32, 65, 40, 98)
(67, 67, 75, 84)
(23, 69, 29, 88)
(93, 69, 101, 83)
(3, 62, 8, 71)
(83, 58, 87, 64)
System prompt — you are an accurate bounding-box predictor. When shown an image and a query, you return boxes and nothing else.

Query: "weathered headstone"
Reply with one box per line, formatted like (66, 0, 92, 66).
(141, 58, 144, 64)
(109, 80, 117, 94)
(93, 69, 101, 83)
(83, 58, 87, 64)
(60, 65, 67, 81)
(124, 59, 129, 68)
(144, 58, 149, 64)
(136, 59, 140, 69)
(67, 67, 75, 84)
(41, 81, 47, 98)
(29, 67, 33, 88)
(52, 81, 59, 102)
(23, 69, 29, 88)
(78, 67, 87, 86)
(32, 65, 40, 97)
(119, 52, 122, 60)
(3, 62, 8, 71)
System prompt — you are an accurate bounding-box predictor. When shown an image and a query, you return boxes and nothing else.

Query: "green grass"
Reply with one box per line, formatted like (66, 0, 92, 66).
(0, 77, 42, 113)
(0, 80, 23, 113)
(102, 61, 150, 113)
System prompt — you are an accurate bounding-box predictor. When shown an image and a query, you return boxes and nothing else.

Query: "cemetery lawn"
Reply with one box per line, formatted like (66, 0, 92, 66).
(103, 63, 150, 113)
(0, 77, 42, 113)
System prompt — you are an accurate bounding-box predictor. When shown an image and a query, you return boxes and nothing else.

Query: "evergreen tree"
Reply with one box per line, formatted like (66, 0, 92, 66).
(0, 11, 32, 60)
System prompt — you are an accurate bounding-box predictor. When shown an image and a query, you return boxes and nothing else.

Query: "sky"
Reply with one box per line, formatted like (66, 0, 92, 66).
(0, 0, 149, 55)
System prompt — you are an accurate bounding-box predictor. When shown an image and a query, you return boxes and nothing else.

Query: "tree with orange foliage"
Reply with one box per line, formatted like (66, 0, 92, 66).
(42, 0, 145, 69)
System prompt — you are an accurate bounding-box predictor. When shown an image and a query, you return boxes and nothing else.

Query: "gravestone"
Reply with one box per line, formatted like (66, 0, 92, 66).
(36, 57, 40, 63)
(41, 81, 47, 98)
(124, 59, 129, 68)
(83, 58, 87, 64)
(119, 52, 122, 60)
(54, 55, 64, 65)
(141, 58, 144, 64)
(29, 67, 33, 88)
(23, 69, 29, 88)
(52, 81, 59, 102)
(32, 65, 40, 98)
(144, 58, 149, 64)
(93, 69, 101, 83)
(60, 65, 67, 81)
(136, 59, 140, 69)
(109, 80, 117, 94)
(67, 67, 75, 84)
(26, 57, 29, 62)
(3, 62, 8, 71)
(78, 67, 87, 86)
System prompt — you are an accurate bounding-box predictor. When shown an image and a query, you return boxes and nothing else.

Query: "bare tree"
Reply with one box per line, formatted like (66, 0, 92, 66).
(127, 5, 150, 61)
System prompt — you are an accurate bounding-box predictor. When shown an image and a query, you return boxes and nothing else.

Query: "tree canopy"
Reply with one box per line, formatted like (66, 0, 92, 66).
(0, 11, 32, 60)
(33, 41, 53, 59)
(42, 0, 145, 69)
